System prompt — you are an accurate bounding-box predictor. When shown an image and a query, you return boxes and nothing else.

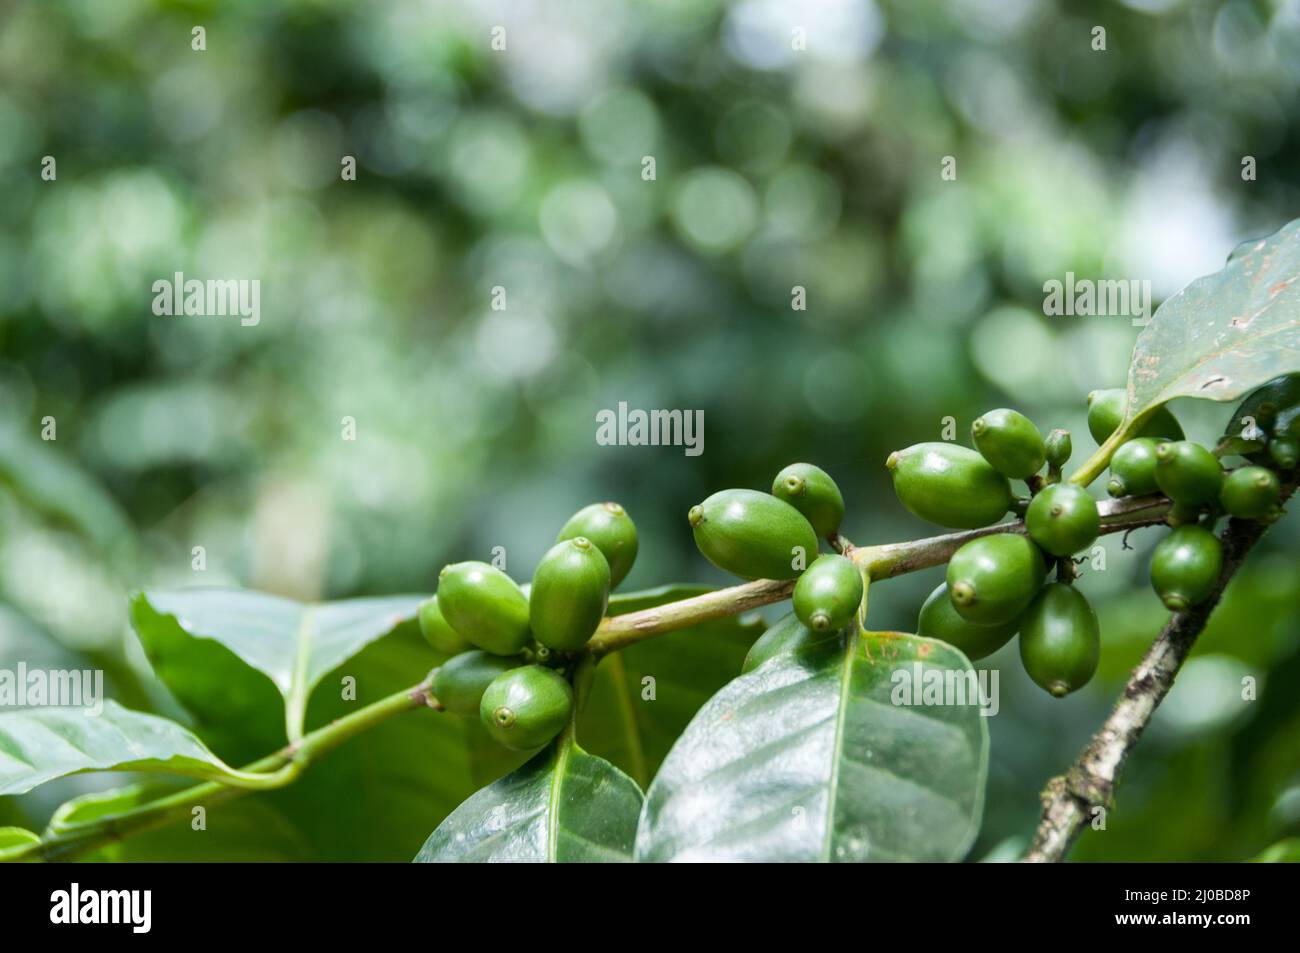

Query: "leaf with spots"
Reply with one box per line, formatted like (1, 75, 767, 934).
(634, 628, 988, 862)
(1123, 219, 1300, 433)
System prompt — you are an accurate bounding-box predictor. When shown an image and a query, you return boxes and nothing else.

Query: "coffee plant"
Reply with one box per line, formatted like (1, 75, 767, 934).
(2, 221, 1299, 864)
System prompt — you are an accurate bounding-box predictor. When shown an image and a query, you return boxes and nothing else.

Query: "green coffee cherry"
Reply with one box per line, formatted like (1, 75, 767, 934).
(529, 537, 610, 651)
(1154, 441, 1223, 506)
(886, 443, 1013, 529)
(689, 489, 818, 581)
(916, 583, 1019, 662)
(1086, 389, 1184, 445)
(1045, 429, 1072, 469)
(432, 651, 522, 716)
(1220, 466, 1281, 520)
(946, 533, 1046, 626)
(1025, 484, 1100, 556)
(1269, 435, 1299, 470)
(792, 554, 863, 632)
(556, 502, 638, 589)
(437, 562, 531, 656)
(742, 612, 820, 674)
(1106, 437, 1163, 498)
(1150, 525, 1223, 612)
(479, 665, 573, 751)
(971, 408, 1046, 480)
(771, 463, 844, 539)
(1018, 583, 1100, 698)
(417, 596, 473, 657)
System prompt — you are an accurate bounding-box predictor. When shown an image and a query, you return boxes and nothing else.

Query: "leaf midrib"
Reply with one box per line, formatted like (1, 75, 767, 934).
(820, 628, 857, 863)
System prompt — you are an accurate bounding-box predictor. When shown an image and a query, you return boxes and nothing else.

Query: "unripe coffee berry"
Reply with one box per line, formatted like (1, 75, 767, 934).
(529, 537, 610, 651)
(1025, 484, 1100, 556)
(437, 562, 532, 656)
(946, 533, 1046, 626)
(886, 443, 1013, 529)
(771, 463, 845, 539)
(1219, 466, 1281, 520)
(917, 582, 1019, 662)
(971, 408, 1046, 480)
(479, 665, 573, 751)
(1150, 525, 1223, 612)
(1018, 583, 1100, 698)
(1154, 441, 1224, 506)
(792, 554, 863, 632)
(556, 502, 638, 589)
(689, 489, 818, 581)
(1087, 389, 1184, 444)
(1107, 437, 1163, 498)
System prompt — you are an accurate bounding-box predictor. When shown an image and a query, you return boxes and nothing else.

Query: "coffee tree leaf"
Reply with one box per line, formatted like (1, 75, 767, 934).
(635, 628, 988, 862)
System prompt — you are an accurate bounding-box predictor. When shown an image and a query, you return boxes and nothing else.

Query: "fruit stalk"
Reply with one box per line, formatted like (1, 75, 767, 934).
(1023, 479, 1296, 863)
(588, 495, 1171, 656)
(854, 494, 1171, 582)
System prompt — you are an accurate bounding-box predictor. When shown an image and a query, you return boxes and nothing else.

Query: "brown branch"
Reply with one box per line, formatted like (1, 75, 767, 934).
(856, 494, 1171, 581)
(1023, 484, 1295, 863)
(586, 495, 1172, 656)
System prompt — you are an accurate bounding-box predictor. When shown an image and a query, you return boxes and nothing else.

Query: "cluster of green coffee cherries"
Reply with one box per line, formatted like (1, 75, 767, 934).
(418, 464, 862, 754)
(419, 502, 638, 752)
(888, 387, 1291, 698)
(419, 381, 1293, 745)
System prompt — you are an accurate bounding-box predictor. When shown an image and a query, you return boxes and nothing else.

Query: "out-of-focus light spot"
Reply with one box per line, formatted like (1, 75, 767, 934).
(446, 114, 530, 215)
(93, 383, 238, 470)
(0, 528, 121, 651)
(0, 96, 37, 169)
(1118, 139, 1237, 299)
(765, 164, 841, 240)
(498, 2, 621, 116)
(1154, 655, 1254, 736)
(725, 0, 883, 70)
(947, 52, 1040, 138)
(715, 100, 791, 173)
(476, 309, 556, 379)
(151, 65, 223, 144)
(970, 306, 1060, 399)
(950, 0, 1040, 39)
(803, 350, 871, 422)
(539, 179, 618, 265)
(1119, 0, 1183, 12)
(1269, 785, 1300, 830)
(580, 88, 659, 164)
(793, 63, 874, 133)
(1213, 1, 1271, 72)
(273, 110, 344, 190)
(672, 167, 758, 254)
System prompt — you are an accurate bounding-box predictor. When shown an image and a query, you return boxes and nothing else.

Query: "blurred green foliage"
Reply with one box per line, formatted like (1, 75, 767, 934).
(1, 0, 1298, 860)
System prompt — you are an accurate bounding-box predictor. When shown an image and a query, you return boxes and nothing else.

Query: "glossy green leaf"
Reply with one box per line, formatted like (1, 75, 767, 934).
(579, 584, 764, 787)
(635, 627, 989, 862)
(130, 588, 424, 743)
(414, 739, 643, 863)
(0, 826, 41, 862)
(0, 701, 264, 796)
(1121, 219, 1300, 434)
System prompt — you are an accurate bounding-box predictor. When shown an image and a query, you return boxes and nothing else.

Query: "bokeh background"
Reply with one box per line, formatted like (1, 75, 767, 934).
(2, 0, 1299, 861)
